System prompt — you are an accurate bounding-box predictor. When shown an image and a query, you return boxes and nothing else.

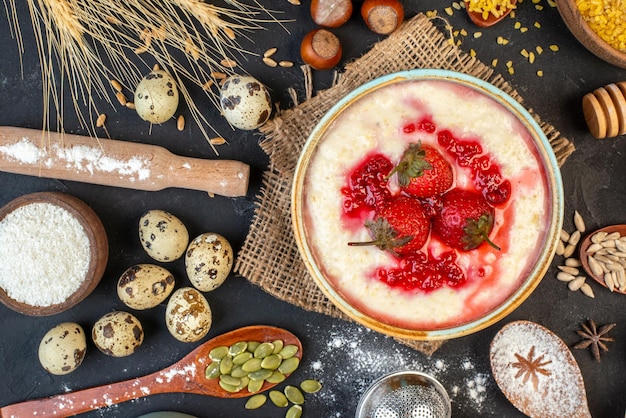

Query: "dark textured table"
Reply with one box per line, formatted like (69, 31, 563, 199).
(1, 1, 626, 417)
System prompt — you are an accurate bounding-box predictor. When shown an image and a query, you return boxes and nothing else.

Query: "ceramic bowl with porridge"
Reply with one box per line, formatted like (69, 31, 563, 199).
(292, 70, 564, 340)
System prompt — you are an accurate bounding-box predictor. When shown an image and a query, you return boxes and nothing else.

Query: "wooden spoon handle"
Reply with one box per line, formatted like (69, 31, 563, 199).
(0, 126, 249, 197)
(0, 371, 172, 417)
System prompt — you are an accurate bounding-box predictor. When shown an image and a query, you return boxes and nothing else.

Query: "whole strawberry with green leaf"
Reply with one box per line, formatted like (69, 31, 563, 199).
(348, 195, 430, 257)
(433, 188, 500, 251)
(387, 142, 453, 198)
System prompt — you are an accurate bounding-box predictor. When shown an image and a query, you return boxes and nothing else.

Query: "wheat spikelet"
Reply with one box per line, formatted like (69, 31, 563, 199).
(5, 0, 284, 154)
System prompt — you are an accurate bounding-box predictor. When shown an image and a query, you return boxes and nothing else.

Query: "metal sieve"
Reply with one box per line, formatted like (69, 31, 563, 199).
(355, 371, 451, 418)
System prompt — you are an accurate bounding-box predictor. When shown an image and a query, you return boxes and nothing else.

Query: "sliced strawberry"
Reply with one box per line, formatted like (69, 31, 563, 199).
(348, 195, 430, 256)
(432, 188, 499, 251)
(387, 142, 453, 198)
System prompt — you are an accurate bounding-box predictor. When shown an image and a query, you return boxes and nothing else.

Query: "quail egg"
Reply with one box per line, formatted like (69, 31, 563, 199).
(185, 232, 233, 292)
(117, 264, 176, 310)
(92, 311, 144, 357)
(220, 75, 272, 130)
(134, 69, 179, 124)
(165, 287, 212, 343)
(38, 322, 87, 375)
(139, 210, 189, 262)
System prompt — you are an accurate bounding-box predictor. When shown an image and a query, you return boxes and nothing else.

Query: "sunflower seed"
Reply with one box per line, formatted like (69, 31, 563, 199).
(560, 229, 571, 242)
(565, 258, 582, 267)
(568, 276, 586, 291)
(587, 256, 604, 277)
(574, 211, 586, 233)
(557, 265, 579, 275)
(606, 232, 621, 241)
(586, 243, 603, 254)
(591, 231, 607, 243)
(563, 243, 576, 258)
(245, 394, 267, 410)
(555, 240, 565, 256)
(568, 230, 581, 246)
(556, 272, 576, 282)
(580, 282, 595, 298)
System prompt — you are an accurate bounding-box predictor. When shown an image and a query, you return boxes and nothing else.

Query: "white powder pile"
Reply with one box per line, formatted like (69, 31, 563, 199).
(0, 202, 91, 306)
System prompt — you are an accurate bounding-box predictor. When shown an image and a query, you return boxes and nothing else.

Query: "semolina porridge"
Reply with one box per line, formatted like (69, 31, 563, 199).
(301, 77, 552, 332)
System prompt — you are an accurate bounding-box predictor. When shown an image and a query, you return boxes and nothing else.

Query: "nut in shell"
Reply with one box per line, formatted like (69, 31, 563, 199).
(185, 232, 234, 292)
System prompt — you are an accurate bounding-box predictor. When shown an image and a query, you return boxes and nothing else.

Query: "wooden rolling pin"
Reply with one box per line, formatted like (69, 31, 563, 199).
(0, 126, 249, 197)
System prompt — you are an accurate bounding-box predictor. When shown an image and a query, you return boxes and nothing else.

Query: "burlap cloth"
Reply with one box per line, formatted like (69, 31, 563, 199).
(234, 13, 576, 355)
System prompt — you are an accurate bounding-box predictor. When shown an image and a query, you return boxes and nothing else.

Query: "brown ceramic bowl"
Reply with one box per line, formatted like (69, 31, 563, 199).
(556, 0, 626, 69)
(0, 192, 108, 316)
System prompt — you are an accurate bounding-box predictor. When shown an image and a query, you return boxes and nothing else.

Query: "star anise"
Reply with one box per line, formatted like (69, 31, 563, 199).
(573, 319, 616, 362)
(510, 345, 552, 391)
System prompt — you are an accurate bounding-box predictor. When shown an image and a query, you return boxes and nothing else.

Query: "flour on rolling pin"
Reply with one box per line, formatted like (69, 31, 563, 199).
(0, 127, 250, 197)
(0, 137, 151, 181)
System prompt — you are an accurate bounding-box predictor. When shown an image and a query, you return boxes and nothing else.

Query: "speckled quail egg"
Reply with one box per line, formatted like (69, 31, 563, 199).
(185, 232, 233, 292)
(38, 322, 87, 375)
(117, 264, 176, 310)
(92, 311, 144, 357)
(139, 210, 189, 262)
(134, 69, 179, 124)
(220, 75, 272, 130)
(165, 287, 212, 343)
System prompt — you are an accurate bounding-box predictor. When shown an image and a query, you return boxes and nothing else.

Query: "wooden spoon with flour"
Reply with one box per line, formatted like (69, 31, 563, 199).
(490, 320, 591, 418)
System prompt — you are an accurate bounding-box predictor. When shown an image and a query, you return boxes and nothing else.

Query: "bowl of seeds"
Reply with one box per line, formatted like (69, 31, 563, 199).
(556, 0, 626, 69)
(0, 191, 109, 316)
(579, 224, 626, 293)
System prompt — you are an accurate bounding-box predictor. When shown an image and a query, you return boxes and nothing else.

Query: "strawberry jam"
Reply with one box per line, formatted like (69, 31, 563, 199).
(341, 154, 392, 219)
(377, 251, 465, 291)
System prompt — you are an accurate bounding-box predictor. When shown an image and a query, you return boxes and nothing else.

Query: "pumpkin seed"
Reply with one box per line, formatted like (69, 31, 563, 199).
(261, 354, 282, 370)
(249, 369, 273, 381)
(220, 374, 241, 387)
(233, 352, 253, 365)
(278, 357, 300, 375)
(229, 341, 248, 356)
(247, 378, 264, 393)
(284, 385, 304, 405)
(242, 358, 263, 373)
(209, 346, 229, 361)
(254, 342, 275, 358)
(269, 390, 289, 407)
(300, 379, 322, 393)
(272, 339, 284, 354)
(230, 365, 248, 378)
(245, 394, 267, 410)
(205, 362, 221, 379)
(247, 341, 261, 352)
(219, 356, 234, 375)
(238, 376, 250, 391)
(279, 345, 299, 359)
(266, 371, 286, 384)
(219, 380, 240, 393)
(286, 404, 303, 418)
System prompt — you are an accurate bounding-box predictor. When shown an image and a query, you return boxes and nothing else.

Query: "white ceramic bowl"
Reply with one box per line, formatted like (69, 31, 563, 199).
(292, 69, 564, 340)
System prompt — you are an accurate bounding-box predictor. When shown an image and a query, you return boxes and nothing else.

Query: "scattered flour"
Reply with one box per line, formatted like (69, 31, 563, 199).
(304, 322, 495, 416)
(0, 136, 150, 182)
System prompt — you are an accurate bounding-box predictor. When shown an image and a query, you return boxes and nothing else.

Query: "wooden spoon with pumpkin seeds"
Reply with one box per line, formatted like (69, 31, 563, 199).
(0, 326, 302, 417)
